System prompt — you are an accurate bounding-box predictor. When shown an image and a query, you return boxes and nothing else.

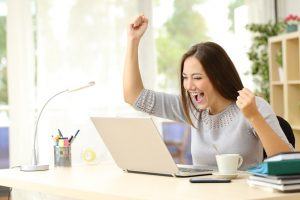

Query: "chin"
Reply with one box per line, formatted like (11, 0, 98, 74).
(195, 103, 208, 110)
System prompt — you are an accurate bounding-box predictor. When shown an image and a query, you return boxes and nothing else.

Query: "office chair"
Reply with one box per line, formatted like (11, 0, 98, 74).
(161, 122, 192, 164)
(263, 116, 295, 159)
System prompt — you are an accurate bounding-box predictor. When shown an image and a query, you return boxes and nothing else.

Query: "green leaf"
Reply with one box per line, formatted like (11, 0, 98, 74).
(246, 21, 285, 102)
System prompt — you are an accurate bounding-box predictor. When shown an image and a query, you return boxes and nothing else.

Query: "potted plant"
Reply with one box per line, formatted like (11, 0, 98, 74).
(276, 48, 284, 82)
(246, 22, 285, 102)
(284, 14, 300, 33)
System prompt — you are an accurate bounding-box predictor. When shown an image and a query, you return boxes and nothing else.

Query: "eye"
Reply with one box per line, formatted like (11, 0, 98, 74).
(193, 76, 202, 80)
(182, 76, 188, 80)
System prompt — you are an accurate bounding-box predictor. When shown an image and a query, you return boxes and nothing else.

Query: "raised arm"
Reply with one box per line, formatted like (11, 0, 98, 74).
(236, 88, 292, 157)
(123, 15, 148, 105)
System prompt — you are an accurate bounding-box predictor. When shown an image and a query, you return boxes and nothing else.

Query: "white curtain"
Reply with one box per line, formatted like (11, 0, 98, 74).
(247, 0, 300, 24)
(277, 0, 300, 20)
(7, 0, 36, 199)
(246, 0, 275, 23)
(7, 0, 155, 199)
(7, 0, 35, 169)
(35, 0, 155, 166)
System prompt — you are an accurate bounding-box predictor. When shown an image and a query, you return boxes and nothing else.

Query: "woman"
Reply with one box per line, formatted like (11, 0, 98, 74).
(123, 15, 293, 169)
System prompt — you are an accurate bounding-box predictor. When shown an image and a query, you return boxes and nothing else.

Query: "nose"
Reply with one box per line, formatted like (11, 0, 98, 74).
(185, 78, 195, 91)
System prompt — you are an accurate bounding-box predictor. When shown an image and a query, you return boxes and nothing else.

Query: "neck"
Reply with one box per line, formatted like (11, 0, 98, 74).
(209, 98, 233, 115)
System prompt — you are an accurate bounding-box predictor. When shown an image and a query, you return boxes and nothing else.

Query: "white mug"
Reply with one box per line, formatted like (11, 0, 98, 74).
(216, 154, 243, 175)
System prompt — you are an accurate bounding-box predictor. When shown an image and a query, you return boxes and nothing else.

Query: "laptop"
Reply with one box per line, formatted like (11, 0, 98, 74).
(90, 117, 212, 177)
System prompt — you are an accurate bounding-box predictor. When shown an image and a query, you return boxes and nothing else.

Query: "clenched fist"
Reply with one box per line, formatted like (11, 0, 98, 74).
(127, 14, 148, 41)
(236, 88, 260, 120)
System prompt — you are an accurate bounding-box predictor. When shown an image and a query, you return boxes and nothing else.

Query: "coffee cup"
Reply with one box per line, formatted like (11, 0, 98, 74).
(216, 154, 243, 175)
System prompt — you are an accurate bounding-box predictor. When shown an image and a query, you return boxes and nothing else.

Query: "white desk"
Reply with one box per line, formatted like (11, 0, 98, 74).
(0, 163, 299, 200)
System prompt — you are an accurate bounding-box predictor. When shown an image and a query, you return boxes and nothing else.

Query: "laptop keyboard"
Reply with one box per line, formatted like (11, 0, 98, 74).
(178, 167, 212, 173)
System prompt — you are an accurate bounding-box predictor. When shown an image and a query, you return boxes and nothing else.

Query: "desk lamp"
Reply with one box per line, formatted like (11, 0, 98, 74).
(20, 81, 95, 171)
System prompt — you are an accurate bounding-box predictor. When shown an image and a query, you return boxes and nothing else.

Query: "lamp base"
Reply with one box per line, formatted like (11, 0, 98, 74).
(20, 164, 49, 172)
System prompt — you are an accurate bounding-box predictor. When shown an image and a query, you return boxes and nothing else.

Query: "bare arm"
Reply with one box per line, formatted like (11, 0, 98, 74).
(249, 112, 291, 156)
(123, 15, 148, 105)
(236, 88, 292, 157)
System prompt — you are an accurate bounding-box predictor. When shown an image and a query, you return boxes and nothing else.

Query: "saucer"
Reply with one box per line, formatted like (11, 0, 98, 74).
(212, 172, 238, 179)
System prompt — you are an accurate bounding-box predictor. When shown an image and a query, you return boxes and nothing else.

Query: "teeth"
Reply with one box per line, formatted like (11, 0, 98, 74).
(190, 92, 203, 96)
(189, 91, 204, 103)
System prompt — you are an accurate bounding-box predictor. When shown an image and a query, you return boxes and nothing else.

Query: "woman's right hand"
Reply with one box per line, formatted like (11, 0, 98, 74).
(127, 14, 148, 41)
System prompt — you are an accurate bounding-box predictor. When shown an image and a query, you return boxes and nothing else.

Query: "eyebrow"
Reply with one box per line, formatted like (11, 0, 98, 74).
(182, 73, 203, 76)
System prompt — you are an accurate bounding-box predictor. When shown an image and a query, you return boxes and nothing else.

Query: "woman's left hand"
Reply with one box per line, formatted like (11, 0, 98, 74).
(236, 88, 260, 120)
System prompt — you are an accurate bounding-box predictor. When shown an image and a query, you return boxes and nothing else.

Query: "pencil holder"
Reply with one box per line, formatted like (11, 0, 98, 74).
(54, 145, 71, 167)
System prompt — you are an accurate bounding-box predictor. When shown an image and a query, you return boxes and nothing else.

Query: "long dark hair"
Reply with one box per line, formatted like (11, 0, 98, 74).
(180, 42, 244, 126)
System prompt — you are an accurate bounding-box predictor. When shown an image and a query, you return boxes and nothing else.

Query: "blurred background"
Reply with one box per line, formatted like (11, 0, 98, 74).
(0, 0, 300, 198)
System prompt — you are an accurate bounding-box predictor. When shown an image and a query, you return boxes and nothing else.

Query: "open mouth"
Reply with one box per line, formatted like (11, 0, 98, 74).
(190, 92, 204, 103)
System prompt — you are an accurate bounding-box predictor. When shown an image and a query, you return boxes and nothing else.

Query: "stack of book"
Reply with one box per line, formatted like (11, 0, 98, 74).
(247, 151, 300, 192)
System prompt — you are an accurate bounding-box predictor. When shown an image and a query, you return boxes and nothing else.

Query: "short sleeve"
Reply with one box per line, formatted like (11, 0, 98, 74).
(133, 89, 155, 114)
(133, 89, 187, 123)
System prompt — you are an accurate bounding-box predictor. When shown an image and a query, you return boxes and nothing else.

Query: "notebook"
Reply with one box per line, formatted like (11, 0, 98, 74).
(247, 159, 300, 175)
(264, 151, 300, 162)
(249, 175, 300, 185)
(90, 117, 213, 177)
(247, 179, 300, 192)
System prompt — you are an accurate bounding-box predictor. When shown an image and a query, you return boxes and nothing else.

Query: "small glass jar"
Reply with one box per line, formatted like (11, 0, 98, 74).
(54, 146, 71, 167)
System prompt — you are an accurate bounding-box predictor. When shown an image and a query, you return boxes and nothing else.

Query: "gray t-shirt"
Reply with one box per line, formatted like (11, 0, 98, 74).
(133, 89, 293, 170)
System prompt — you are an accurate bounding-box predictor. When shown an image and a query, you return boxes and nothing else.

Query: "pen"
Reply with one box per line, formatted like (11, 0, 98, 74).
(64, 138, 70, 147)
(68, 135, 74, 143)
(51, 135, 56, 145)
(58, 129, 63, 138)
(70, 130, 80, 144)
(58, 138, 68, 147)
(52, 135, 59, 145)
(74, 129, 80, 138)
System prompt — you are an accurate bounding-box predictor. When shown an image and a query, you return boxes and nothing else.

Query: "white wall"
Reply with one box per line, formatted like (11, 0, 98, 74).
(247, 0, 275, 23)
(278, 0, 300, 20)
(247, 0, 300, 23)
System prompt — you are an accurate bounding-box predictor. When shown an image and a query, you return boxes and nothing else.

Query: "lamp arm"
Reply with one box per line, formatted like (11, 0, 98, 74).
(33, 89, 68, 165)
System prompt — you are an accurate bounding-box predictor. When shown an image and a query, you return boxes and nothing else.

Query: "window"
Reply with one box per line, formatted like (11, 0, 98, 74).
(0, 0, 9, 169)
(153, 0, 253, 92)
(0, 0, 7, 106)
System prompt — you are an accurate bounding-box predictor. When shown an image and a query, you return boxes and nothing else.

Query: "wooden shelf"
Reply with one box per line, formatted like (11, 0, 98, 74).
(269, 32, 300, 150)
(271, 81, 284, 85)
(288, 80, 300, 85)
(292, 126, 300, 131)
(269, 31, 300, 42)
(270, 85, 284, 117)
